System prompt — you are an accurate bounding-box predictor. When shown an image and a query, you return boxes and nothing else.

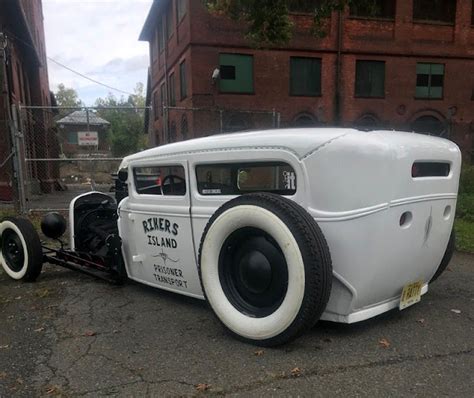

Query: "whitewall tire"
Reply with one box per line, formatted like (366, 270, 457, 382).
(0, 217, 43, 281)
(199, 193, 332, 346)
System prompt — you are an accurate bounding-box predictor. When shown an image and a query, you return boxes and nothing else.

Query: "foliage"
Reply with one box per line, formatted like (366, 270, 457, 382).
(457, 166, 474, 222)
(454, 219, 474, 253)
(204, 0, 378, 45)
(54, 83, 83, 108)
(459, 165, 474, 195)
(456, 194, 474, 223)
(95, 83, 147, 157)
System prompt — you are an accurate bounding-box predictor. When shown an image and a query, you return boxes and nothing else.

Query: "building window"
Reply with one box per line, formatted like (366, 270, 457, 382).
(151, 38, 157, 62)
(180, 60, 187, 100)
(166, 5, 174, 39)
(413, 0, 456, 24)
(416, 63, 444, 99)
(472, 2, 474, 25)
(292, 113, 318, 127)
(411, 115, 446, 136)
(219, 54, 254, 94)
(290, 57, 321, 97)
(153, 90, 159, 120)
(355, 60, 385, 98)
(181, 114, 188, 140)
(288, 1, 321, 13)
(349, 0, 396, 20)
(177, 0, 187, 22)
(160, 83, 166, 115)
(158, 24, 164, 53)
(169, 73, 176, 106)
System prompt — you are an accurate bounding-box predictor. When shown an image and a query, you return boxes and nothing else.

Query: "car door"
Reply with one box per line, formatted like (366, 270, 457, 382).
(118, 160, 204, 299)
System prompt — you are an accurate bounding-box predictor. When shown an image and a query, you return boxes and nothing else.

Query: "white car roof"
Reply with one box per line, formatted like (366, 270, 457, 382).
(121, 128, 456, 166)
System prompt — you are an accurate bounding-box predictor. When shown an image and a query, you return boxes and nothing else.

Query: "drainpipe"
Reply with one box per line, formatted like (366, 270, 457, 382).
(335, 10, 343, 125)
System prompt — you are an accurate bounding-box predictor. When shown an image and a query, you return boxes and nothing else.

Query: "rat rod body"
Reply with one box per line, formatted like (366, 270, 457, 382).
(0, 128, 461, 345)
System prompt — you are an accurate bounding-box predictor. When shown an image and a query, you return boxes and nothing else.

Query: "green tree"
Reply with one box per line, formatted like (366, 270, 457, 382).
(95, 83, 147, 157)
(204, 0, 378, 45)
(54, 83, 83, 108)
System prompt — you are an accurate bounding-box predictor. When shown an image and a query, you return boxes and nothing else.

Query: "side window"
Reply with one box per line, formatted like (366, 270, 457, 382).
(134, 165, 186, 196)
(196, 163, 296, 196)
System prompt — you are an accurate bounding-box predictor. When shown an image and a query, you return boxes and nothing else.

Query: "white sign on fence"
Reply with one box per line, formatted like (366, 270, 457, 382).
(78, 131, 99, 146)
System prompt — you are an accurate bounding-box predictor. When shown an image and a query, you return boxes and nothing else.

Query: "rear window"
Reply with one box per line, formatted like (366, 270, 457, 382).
(133, 165, 186, 196)
(196, 162, 296, 195)
(412, 162, 450, 178)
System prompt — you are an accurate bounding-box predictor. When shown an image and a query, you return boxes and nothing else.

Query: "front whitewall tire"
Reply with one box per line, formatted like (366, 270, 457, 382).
(0, 217, 43, 282)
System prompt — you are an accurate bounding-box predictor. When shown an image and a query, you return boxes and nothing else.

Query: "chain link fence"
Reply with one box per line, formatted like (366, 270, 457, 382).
(17, 106, 148, 213)
(161, 106, 280, 144)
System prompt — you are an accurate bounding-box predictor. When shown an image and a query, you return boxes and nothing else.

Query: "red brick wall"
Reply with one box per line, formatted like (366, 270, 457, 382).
(145, 0, 474, 161)
(0, 0, 55, 201)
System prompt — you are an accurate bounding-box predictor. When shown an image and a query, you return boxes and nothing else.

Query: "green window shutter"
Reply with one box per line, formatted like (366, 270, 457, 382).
(355, 60, 385, 97)
(290, 57, 321, 96)
(67, 131, 78, 144)
(219, 54, 254, 94)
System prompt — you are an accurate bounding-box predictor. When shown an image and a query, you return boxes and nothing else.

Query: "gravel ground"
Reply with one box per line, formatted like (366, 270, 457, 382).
(0, 252, 473, 397)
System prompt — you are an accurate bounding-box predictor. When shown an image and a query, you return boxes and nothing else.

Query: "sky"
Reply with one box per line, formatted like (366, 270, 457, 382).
(43, 0, 153, 105)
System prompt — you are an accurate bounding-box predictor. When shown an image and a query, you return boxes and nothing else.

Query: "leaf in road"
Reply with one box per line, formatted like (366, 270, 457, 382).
(36, 288, 51, 298)
(34, 327, 45, 333)
(379, 338, 391, 348)
(84, 330, 96, 337)
(195, 383, 211, 392)
(254, 350, 264, 356)
(290, 367, 301, 377)
(417, 318, 425, 324)
(450, 309, 461, 314)
(45, 385, 59, 395)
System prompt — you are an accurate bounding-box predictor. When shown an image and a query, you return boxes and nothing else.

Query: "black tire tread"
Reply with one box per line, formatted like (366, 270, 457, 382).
(430, 229, 455, 283)
(198, 193, 332, 346)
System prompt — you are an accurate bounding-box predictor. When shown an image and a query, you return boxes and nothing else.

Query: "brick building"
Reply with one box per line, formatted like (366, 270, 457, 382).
(0, 0, 57, 202)
(140, 0, 474, 162)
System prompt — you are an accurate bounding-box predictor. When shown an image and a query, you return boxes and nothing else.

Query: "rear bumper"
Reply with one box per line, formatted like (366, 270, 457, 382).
(321, 283, 428, 323)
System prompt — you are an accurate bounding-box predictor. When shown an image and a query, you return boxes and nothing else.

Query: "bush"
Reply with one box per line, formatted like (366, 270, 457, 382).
(456, 194, 474, 222)
(459, 165, 474, 194)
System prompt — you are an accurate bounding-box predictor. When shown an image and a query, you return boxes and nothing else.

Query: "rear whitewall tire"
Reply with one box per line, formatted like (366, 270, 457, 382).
(199, 193, 332, 346)
(200, 205, 306, 341)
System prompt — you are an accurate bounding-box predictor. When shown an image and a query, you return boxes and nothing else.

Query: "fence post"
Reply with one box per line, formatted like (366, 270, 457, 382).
(219, 110, 224, 134)
(10, 104, 26, 214)
(277, 112, 281, 129)
(163, 105, 169, 143)
(272, 109, 276, 128)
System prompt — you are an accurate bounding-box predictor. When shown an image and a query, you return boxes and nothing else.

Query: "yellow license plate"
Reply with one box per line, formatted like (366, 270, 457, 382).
(399, 281, 423, 310)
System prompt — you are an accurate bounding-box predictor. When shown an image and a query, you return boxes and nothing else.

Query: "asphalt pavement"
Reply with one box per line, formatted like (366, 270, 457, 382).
(0, 252, 473, 397)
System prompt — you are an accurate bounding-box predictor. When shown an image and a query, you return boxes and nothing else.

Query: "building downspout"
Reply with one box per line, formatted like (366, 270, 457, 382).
(335, 10, 343, 125)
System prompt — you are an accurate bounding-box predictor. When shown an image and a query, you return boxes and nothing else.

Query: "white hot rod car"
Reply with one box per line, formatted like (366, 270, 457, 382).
(0, 128, 461, 346)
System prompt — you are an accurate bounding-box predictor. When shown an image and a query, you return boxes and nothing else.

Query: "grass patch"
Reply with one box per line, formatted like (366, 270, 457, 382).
(454, 219, 474, 253)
